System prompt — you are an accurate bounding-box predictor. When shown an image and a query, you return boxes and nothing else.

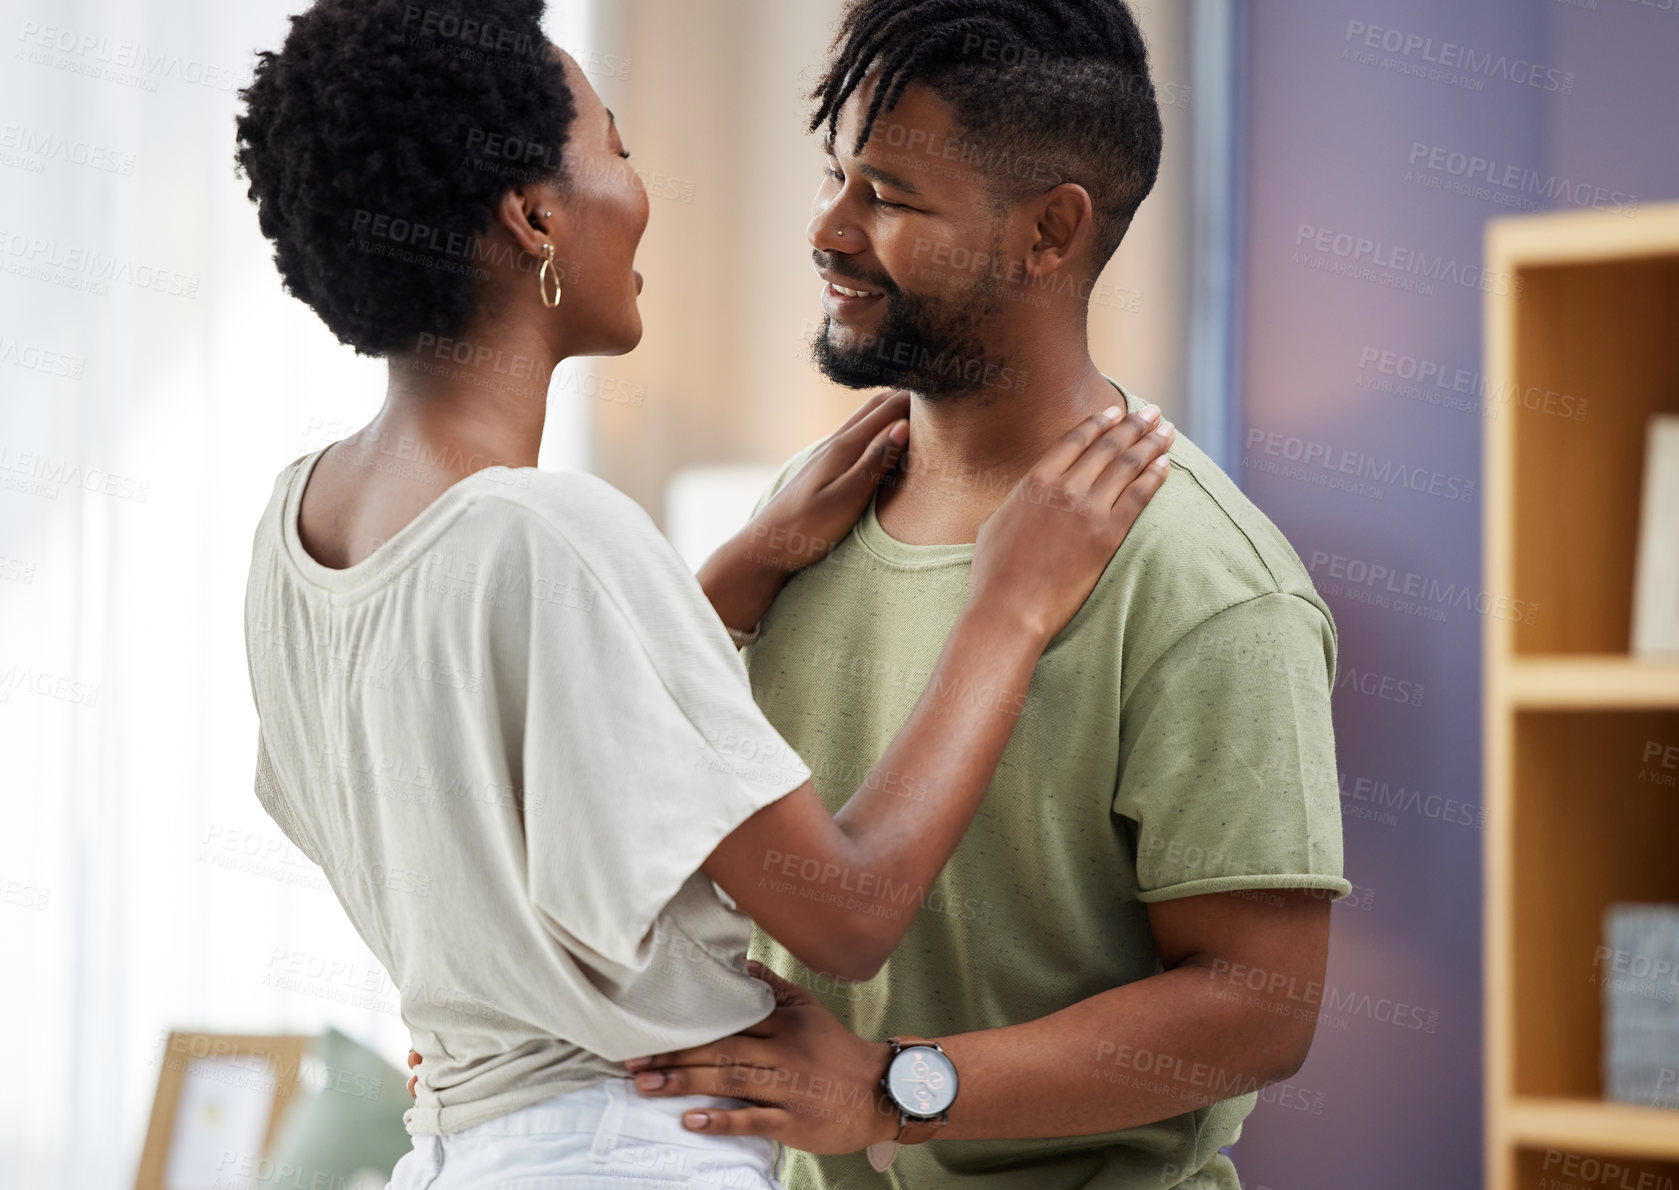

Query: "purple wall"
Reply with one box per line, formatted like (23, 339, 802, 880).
(1229, 2, 1679, 1188)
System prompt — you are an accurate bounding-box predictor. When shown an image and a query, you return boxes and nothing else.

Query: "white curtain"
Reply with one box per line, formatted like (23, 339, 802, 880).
(0, 1, 594, 1185)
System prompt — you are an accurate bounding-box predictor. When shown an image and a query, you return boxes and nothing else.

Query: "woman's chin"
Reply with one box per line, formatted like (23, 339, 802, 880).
(582, 325, 643, 358)
(610, 317, 645, 355)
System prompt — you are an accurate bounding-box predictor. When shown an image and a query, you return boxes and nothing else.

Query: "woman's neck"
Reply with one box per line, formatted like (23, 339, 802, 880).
(370, 319, 565, 472)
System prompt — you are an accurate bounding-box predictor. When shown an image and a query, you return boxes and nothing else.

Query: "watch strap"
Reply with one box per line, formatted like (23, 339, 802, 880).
(895, 1116, 944, 1144)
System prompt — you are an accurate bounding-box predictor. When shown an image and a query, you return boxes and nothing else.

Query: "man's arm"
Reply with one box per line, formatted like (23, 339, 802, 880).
(632, 589, 1346, 1148)
(930, 888, 1330, 1139)
(626, 888, 1331, 1151)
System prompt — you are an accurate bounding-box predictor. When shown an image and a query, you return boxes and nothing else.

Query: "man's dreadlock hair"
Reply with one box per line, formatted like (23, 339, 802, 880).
(811, 0, 1163, 273)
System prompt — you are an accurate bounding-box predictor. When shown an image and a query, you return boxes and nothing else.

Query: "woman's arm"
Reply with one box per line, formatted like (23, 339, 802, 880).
(696, 391, 910, 639)
(702, 403, 1175, 981)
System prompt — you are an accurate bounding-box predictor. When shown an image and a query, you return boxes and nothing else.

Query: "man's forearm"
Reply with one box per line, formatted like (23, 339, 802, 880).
(931, 960, 1316, 1141)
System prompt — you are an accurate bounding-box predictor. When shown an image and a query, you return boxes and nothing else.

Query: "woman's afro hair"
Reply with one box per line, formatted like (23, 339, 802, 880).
(235, 0, 576, 357)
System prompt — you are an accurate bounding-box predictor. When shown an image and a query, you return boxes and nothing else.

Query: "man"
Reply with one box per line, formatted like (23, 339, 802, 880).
(625, 2, 1350, 1188)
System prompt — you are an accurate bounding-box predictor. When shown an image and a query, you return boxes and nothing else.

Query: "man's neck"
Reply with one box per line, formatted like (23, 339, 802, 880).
(875, 350, 1122, 547)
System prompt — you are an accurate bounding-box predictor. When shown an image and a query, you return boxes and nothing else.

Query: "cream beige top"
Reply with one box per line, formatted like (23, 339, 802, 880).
(243, 449, 810, 1136)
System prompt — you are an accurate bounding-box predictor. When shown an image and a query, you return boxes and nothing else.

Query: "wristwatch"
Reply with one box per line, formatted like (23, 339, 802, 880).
(865, 1036, 959, 1172)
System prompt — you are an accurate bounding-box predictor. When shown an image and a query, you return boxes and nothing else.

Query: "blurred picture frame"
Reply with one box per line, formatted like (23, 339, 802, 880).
(1632, 415, 1679, 657)
(133, 1032, 309, 1190)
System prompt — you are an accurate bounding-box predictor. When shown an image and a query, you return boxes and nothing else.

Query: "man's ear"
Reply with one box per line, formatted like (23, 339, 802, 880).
(1022, 182, 1095, 281)
(492, 187, 560, 258)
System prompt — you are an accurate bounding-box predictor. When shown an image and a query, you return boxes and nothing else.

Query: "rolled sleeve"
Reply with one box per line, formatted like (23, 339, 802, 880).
(1114, 592, 1351, 903)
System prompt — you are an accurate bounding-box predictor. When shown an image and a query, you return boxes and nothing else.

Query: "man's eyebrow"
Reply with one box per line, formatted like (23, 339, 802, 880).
(858, 161, 922, 197)
(822, 133, 923, 196)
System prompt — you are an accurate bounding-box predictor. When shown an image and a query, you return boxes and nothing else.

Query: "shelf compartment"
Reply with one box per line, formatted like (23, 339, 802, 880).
(1504, 254, 1679, 656)
(1508, 711, 1679, 1101)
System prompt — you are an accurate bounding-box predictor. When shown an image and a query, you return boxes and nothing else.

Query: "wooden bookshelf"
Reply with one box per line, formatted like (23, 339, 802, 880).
(1485, 203, 1679, 1190)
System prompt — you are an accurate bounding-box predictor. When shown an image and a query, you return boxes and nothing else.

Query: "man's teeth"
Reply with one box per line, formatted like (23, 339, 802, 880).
(832, 284, 879, 298)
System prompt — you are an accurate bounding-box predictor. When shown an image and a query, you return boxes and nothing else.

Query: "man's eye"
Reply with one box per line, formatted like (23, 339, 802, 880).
(619, 150, 632, 161)
(824, 166, 844, 183)
(871, 194, 904, 210)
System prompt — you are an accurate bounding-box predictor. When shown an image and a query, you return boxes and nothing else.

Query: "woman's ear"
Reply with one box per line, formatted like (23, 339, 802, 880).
(492, 188, 556, 258)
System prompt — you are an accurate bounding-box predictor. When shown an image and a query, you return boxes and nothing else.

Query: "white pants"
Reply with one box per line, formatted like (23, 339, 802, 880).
(385, 1077, 787, 1189)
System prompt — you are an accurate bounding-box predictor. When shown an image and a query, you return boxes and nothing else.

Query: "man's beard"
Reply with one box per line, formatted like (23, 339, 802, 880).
(810, 256, 1013, 399)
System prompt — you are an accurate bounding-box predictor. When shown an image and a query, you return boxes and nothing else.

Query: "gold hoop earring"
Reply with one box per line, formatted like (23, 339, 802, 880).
(539, 243, 562, 308)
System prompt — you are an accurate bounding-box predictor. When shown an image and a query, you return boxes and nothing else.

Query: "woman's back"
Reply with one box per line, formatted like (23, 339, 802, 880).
(244, 448, 813, 1137)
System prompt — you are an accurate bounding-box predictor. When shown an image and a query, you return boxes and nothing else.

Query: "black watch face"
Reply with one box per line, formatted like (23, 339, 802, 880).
(887, 1045, 958, 1118)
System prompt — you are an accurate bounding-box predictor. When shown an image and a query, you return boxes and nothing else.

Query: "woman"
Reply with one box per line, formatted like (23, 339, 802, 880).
(234, 1, 1173, 1186)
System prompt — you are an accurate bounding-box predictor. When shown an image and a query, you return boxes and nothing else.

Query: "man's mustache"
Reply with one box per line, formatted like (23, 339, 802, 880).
(812, 250, 899, 296)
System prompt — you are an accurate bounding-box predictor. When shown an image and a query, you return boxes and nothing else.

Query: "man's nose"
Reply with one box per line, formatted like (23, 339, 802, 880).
(808, 196, 857, 255)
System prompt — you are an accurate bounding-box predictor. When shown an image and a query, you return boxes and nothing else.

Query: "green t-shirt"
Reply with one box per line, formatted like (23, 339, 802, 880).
(743, 381, 1350, 1190)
